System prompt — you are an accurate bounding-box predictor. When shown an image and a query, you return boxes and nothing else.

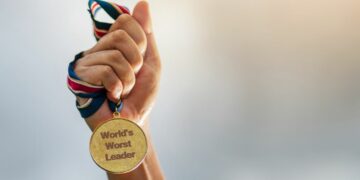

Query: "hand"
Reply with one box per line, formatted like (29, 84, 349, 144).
(74, 1, 161, 130)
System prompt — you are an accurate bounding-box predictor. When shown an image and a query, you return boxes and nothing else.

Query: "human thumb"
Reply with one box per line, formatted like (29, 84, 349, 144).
(132, 1, 160, 64)
(133, 0, 152, 34)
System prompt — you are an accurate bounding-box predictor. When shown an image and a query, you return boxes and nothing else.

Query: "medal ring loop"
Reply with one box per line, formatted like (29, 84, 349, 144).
(113, 99, 123, 117)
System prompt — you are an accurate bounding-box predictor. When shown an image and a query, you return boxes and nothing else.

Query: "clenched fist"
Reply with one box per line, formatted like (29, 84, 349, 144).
(74, 1, 161, 130)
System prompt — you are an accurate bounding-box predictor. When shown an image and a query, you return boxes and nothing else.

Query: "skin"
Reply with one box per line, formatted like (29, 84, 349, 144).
(74, 1, 164, 179)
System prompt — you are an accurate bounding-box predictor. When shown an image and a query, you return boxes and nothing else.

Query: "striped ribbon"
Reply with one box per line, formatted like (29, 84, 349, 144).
(67, 0, 128, 118)
(88, 0, 130, 40)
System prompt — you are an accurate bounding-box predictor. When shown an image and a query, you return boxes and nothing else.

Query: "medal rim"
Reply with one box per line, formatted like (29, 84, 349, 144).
(89, 117, 148, 174)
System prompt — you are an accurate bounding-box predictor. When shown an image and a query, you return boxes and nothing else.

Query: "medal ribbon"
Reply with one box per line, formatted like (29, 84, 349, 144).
(88, 0, 130, 40)
(68, 0, 129, 118)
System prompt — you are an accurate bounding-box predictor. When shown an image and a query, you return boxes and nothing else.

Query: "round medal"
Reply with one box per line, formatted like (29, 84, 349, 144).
(90, 115, 148, 174)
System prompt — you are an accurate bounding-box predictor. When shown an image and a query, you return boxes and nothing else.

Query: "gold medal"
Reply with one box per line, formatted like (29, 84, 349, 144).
(89, 110, 148, 174)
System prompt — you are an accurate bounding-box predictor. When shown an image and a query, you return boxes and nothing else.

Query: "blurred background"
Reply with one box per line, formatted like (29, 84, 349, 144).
(0, 0, 359, 179)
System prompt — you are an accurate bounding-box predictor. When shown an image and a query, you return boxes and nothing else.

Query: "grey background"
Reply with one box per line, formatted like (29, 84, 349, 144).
(0, 0, 359, 179)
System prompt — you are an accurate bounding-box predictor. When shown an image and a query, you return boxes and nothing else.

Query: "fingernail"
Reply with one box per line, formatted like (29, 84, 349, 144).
(115, 88, 122, 100)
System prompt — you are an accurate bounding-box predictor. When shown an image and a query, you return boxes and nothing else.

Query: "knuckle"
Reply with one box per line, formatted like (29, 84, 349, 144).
(102, 66, 113, 76)
(132, 54, 143, 70)
(116, 14, 133, 25)
(137, 35, 147, 53)
(108, 50, 123, 61)
(123, 71, 135, 87)
(111, 29, 127, 41)
(109, 80, 121, 92)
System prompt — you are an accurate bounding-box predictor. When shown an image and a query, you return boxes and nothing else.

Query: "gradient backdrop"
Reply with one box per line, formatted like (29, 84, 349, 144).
(0, 0, 359, 179)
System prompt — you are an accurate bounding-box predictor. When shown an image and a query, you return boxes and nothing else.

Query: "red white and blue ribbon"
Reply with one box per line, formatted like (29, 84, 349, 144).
(88, 0, 130, 40)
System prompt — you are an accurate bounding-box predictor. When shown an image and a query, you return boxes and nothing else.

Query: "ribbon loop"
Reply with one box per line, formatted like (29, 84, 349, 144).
(88, 0, 130, 40)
